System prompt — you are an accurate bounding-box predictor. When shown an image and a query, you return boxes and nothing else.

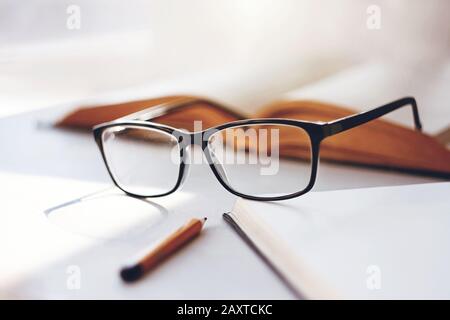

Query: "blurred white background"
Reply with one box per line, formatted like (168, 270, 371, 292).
(0, 0, 449, 116)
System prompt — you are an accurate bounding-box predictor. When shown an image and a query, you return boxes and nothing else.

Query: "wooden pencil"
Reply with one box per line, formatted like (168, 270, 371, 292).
(120, 217, 207, 282)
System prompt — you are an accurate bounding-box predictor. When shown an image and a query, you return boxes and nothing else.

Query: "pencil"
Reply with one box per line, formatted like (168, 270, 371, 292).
(120, 217, 207, 282)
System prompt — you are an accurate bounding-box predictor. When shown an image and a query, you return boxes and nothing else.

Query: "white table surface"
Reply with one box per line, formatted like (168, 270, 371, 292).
(0, 105, 438, 299)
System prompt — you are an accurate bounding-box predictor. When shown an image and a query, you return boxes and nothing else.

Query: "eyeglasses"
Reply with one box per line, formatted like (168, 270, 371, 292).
(93, 97, 422, 201)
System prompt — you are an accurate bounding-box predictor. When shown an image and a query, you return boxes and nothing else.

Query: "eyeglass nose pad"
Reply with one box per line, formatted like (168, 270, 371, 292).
(179, 145, 191, 187)
(209, 148, 230, 185)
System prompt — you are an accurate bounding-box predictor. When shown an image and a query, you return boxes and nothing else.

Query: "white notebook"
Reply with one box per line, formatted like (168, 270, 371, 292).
(224, 182, 450, 299)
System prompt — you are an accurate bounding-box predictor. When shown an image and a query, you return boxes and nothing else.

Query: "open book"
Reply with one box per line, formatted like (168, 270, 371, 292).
(224, 182, 450, 299)
(57, 95, 450, 177)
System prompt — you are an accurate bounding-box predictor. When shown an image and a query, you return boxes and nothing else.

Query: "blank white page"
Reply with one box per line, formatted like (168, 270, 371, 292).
(235, 182, 450, 299)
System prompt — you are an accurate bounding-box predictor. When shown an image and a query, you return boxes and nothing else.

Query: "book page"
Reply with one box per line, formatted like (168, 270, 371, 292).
(237, 182, 450, 299)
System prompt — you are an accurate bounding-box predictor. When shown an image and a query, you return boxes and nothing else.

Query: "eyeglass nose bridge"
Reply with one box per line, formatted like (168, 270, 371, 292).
(177, 130, 224, 167)
(177, 131, 209, 149)
(177, 130, 231, 186)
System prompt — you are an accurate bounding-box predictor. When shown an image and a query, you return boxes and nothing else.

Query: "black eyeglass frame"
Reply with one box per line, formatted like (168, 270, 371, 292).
(93, 96, 422, 201)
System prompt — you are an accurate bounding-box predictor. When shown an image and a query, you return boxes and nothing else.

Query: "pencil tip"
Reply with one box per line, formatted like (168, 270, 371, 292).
(203, 217, 207, 221)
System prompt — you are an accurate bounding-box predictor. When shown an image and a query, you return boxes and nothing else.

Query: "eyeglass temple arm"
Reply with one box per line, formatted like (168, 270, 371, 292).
(115, 97, 196, 122)
(116, 97, 245, 122)
(323, 97, 422, 138)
